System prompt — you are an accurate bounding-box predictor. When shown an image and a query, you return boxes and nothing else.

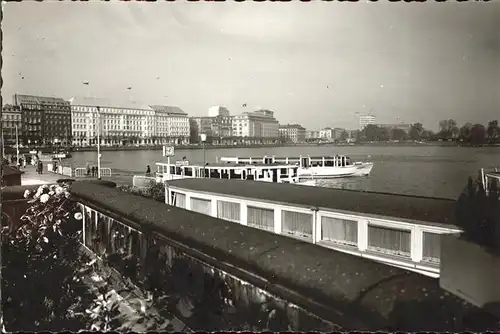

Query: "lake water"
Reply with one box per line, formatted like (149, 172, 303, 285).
(67, 145, 500, 199)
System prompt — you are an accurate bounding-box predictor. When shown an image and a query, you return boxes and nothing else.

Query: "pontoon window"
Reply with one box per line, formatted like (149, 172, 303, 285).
(422, 232, 440, 262)
(367, 225, 411, 257)
(321, 216, 358, 246)
(172, 192, 186, 209)
(217, 200, 241, 223)
(247, 206, 274, 231)
(282, 210, 313, 240)
(190, 197, 211, 215)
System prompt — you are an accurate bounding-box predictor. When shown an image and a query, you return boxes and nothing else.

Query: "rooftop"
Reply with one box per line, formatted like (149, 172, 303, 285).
(13, 94, 69, 106)
(167, 178, 458, 227)
(69, 96, 154, 111)
(150, 105, 187, 115)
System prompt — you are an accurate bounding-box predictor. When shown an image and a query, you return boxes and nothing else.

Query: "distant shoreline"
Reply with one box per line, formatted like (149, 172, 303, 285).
(5, 141, 499, 154)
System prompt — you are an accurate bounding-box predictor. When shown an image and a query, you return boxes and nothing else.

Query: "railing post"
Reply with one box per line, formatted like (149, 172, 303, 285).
(411, 227, 423, 263)
(274, 208, 282, 235)
(185, 194, 191, 210)
(358, 219, 368, 251)
(313, 209, 321, 244)
(211, 199, 217, 218)
(240, 203, 248, 226)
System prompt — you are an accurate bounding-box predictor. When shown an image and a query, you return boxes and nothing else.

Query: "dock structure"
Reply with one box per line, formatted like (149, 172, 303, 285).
(165, 178, 462, 278)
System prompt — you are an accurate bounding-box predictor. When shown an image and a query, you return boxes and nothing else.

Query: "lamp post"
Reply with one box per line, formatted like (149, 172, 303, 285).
(96, 106, 101, 180)
(200, 133, 206, 178)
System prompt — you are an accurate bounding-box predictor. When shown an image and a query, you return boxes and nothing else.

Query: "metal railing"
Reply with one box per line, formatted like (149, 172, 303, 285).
(132, 175, 157, 189)
(73, 167, 112, 178)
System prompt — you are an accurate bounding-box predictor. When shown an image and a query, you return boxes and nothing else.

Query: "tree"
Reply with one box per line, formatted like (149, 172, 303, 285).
(438, 119, 459, 140)
(487, 120, 500, 142)
(339, 130, 349, 142)
(469, 124, 487, 145)
(459, 123, 473, 142)
(391, 128, 407, 141)
(409, 123, 424, 141)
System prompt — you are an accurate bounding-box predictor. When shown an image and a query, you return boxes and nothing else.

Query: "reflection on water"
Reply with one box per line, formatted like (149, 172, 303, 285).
(68, 145, 500, 199)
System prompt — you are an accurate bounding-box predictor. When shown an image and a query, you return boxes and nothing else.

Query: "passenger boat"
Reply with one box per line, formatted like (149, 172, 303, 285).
(155, 160, 316, 186)
(219, 155, 374, 179)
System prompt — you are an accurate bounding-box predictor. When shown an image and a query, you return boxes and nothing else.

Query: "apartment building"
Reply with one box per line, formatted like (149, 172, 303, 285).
(13, 94, 72, 146)
(1, 104, 22, 146)
(279, 124, 306, 143)
(151, 105, 190, 145)
(359, 114, 376, 129)
(232, 109, 279, 141)
(69, 97, 155, 146)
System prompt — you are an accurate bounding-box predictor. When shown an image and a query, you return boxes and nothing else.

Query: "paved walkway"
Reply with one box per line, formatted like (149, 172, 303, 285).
(20, 165, 133, 187)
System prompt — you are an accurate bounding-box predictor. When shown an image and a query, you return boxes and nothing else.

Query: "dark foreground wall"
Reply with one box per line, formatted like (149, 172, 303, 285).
(70, 182, 500, 331)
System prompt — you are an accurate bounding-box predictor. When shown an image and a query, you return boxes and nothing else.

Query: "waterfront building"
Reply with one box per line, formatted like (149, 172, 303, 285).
(13, 94, 71, 146)
(69, 97, 155, 146)
(189, 116, 214, 143)
(378, 123, 412, 133)
(306, 130, 320, 141)
(150, 105, 190, 145)
(319, 127, 334, 141)
(358, 114, 376, 129)
(208, 106, 230, 118)
(279, 124, 306, 143)
(1, 104, 22, 146)
(231, 109, 279, 144)
(333, 128, 346, 140)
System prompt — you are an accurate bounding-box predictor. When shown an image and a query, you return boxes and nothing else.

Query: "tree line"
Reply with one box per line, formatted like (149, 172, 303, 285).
(357, 119, 500, 145)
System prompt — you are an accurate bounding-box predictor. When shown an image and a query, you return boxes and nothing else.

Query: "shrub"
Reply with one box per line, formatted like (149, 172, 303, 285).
(116, 182, 165, 203)
(455, 175, 500, 254)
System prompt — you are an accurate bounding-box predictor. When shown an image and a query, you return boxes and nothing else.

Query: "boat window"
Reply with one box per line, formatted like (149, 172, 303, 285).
(184, 168, 192, 177)
(280, 168, 288, 176)
(169, 166, 176, 174)
(176, 167, 182, 175)
(325, 160, 334, 167)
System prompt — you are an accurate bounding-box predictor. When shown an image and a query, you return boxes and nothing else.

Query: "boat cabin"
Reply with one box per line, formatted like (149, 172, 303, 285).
(220, 155, 355, 168)
(156, 161, 300, 183)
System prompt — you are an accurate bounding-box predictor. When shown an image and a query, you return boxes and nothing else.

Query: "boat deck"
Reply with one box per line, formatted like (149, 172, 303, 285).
(167, 178, 457, 227)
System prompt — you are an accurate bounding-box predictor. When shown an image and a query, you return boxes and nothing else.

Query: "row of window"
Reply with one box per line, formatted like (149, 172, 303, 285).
(171, 193, 441, 263)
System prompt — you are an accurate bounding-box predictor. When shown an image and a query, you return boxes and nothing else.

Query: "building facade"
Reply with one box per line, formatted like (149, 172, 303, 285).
(70, 97, 155, 146)
(151, 105, 190, 145)
(378, 123, 412, 133)
(13, 94, 71, 146)
(306, 130, 320, 141)
(279, 124, 306, 143)
(189, 117, 214, 143)
(1, 104, 22, 146)
(232, 109, 279, 143)
(359, 114, 376, 129)
(319, 127, 334, 141)
(208, 106, 230, 118)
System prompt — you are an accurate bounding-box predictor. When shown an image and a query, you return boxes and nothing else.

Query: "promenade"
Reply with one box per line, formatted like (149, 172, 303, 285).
(20, 165, 133, 186)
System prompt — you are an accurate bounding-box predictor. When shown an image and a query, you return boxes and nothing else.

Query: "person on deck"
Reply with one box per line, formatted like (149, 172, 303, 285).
(146, 165, 151, 176)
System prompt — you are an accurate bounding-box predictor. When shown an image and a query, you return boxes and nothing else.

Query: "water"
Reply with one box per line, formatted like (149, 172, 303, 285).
(67, 145, 500, 199)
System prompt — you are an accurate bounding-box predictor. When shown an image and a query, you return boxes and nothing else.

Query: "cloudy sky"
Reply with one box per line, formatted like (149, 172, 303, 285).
(2, 1, 499, 130)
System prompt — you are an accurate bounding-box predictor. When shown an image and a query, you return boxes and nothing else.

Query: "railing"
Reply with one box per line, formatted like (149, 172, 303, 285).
(132, 175, 156, 189)
(74, 168, 86, 177)
(47, 163, 73, 177)
(167, 186, 462, 278)
(72, 167, 112, 178)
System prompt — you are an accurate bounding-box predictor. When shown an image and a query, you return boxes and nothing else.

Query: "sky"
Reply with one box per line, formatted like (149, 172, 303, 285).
(2, 1, 499, 131)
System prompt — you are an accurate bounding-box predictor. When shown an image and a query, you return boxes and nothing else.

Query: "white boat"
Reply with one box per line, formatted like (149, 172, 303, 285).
(155, 160, 315, 186)
(219, 155, 374, 179)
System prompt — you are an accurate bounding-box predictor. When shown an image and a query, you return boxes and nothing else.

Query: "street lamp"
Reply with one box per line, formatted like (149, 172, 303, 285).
(200, 133, 206, 178)
(96, 106, 102, 180)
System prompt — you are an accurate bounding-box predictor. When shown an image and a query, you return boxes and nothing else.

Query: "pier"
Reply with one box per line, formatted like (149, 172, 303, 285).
(165, 178, 462, 278)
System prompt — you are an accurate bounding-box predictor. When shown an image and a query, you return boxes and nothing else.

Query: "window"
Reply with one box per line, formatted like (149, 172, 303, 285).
(321, 216, 358, 246)
(190, 197, 211, 215)
(247, 206, 274, 231)
(282, 210, 313, 240)
(368, 225, 411, 257)
(422, 232, 440, 262)
(217, 200, 240, 223)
